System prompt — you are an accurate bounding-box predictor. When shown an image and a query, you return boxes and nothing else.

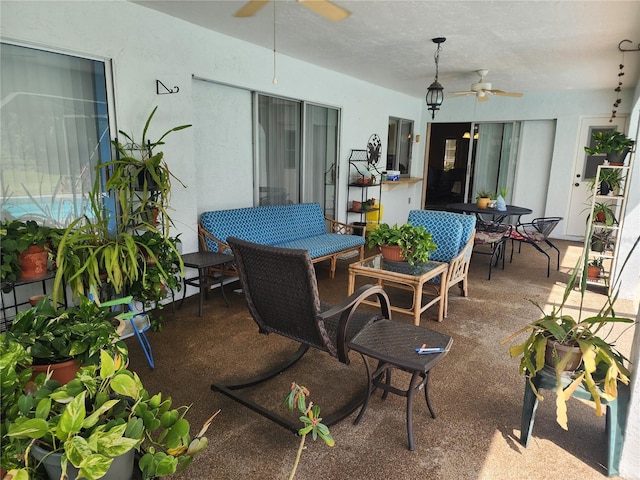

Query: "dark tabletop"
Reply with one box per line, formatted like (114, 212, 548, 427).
(349, 319, 452, 372)
(181, 251, 234, 269)
(446, 202, 532, 217)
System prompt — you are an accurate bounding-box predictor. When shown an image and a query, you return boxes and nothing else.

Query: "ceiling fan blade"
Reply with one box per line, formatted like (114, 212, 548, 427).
(490, 89, 523, 98)
(234, 0, 270, 18)
(477, 94, 489, 102)
(450, 91, 475, 96)
(298, 0, 351, 21)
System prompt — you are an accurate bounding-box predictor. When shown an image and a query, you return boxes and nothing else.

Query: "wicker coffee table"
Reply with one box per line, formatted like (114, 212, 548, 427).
(348, 255, 448, 324)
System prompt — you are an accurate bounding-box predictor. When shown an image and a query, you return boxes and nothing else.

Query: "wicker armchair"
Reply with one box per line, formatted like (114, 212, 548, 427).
(212, 236, 391, 432)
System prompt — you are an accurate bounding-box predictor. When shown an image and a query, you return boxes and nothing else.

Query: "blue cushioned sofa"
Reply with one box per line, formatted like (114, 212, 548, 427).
(199, 203, 365, 279)
(407, 210, 476, 318)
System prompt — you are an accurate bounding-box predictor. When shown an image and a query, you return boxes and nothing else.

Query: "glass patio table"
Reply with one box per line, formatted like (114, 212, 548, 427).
(348, 255, 448, 325)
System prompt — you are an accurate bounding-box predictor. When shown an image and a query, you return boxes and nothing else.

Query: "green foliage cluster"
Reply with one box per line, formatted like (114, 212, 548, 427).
(584, 130, 634, 155)
(3, 295, 127, 366)
(2, 348, 215, 480)
(366, 222, 437, 265)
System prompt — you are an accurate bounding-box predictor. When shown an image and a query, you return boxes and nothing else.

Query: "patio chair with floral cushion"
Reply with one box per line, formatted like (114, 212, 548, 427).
(509, 217, 562, 277)
(473, 220, 513, 280)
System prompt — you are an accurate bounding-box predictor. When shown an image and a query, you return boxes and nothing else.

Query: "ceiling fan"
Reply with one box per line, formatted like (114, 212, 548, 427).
(234, 0, 350, 22)
(450, 69, 523, 102)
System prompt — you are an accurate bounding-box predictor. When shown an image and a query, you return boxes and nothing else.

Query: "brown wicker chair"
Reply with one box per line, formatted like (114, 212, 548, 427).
(212, 236, 391, 433)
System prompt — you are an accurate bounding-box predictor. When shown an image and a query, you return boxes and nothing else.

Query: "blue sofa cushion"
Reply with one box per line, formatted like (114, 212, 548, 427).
(276, 233, 365, 258)
(200, 203, 328, 250)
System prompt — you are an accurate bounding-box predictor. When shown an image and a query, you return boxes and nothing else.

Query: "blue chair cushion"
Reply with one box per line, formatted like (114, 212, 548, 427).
(407, 210, 472, 262)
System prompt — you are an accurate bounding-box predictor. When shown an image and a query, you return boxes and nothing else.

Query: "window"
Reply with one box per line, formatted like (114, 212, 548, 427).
(256, 94, 339, 216)
(387, 117, 414, 175)
(0, 43, 111, 227)
(444, 139, 457, 170)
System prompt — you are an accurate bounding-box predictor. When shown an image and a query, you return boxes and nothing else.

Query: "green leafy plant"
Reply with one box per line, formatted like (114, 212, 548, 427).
(591, 202, 617, 226)
(590, 229, 613, 252)
(589, 166, 624, 195)
(501, 235, 638, 430)
(129, 232, 182, 331)
(52, 108, 187, 308)
(107, 106, 191, 234)
(588, 257, 603, 269)
(584, 130, 634, 155)
(366, 222, 437, 265)
(476, 189, 492, 199)
(284, 383, 334, 480)
(3, 349, 216, 480)
(2, 294, 128, 367)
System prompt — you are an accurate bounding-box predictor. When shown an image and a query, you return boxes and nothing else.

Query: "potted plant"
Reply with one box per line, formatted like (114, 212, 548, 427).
(589, 167, 624, 196)
(475, 189, 492, 209)
(3, 349, 216, 480)
(590, 229, 613, 253)
(366, 222, 437, 265)
(129, 232, 182, 331)
(584, 130, 634, 164)
(501, 236, 638, 430)
(0, 220, 58, 286)
(107, 106, 191, 234)
(587, 257, 603, 279)
(591, 201, 617, 226)
(2, 294, 129, 384)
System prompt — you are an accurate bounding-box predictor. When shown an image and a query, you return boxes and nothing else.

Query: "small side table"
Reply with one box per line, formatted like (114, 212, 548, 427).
(349, 319, 453, 451)
(519, 367, 629, 477)
(180, 252, 234, 317)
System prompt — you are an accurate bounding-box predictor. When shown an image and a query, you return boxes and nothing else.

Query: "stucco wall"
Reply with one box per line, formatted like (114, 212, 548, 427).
(2, 0, 638, 299)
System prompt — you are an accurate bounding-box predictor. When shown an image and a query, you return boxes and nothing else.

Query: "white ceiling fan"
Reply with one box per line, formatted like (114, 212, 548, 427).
(234, 0, 350, 22)
(450, 69, 523, 102)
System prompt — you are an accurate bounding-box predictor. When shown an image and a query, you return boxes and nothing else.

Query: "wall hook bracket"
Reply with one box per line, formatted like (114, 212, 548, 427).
(156, 79, 179, 95)
(618, 39, 640, 52)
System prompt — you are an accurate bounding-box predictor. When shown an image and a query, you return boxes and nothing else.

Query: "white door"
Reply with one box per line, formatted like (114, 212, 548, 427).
(565, 116, 628, 239)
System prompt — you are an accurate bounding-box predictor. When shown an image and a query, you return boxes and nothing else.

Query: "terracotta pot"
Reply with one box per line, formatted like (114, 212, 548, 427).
(29, 294, 47, 306)
(477, 197, 490, 209)
(587, 265, 601, 280)
(19, 245, 48, 280)
(379, 244, 406, 262)
(31, 358, 80, 385)
(545, 340, 582, 371)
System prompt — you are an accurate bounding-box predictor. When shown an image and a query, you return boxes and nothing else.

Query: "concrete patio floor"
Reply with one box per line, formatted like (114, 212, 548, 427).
(126, 239, 637, 480)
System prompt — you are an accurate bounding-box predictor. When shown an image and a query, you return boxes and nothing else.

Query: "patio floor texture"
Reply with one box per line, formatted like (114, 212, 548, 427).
(126, 239, 637, 480)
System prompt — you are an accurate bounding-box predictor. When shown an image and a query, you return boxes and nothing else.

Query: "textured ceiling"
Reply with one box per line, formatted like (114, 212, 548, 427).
(133, 0, 640, 99)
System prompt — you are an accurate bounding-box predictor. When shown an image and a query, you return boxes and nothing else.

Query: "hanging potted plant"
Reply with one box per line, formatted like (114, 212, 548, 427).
(366, 222, 437, 265)
(3, 349, 216, 480)
(584, 130, 634, 165)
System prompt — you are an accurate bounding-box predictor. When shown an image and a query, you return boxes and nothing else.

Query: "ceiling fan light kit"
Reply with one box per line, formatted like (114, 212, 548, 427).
(451, 69, 523, 102)
(426, 37, 446, 120)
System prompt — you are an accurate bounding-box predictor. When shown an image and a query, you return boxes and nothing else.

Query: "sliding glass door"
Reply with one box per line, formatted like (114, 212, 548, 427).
(256, 94, 339, 216)
(467, 122, 521, 203)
